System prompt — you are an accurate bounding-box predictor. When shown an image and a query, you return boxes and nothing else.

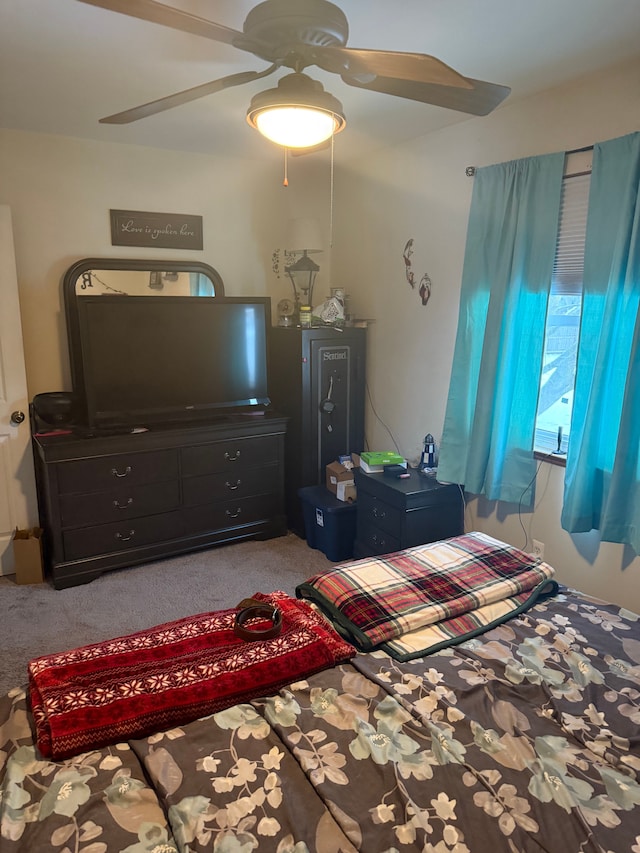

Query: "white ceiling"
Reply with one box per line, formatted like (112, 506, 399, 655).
(2, 0, 640, 162)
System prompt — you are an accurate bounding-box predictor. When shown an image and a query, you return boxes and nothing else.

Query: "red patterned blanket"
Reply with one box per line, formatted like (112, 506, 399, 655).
(28, 591, 355, 760)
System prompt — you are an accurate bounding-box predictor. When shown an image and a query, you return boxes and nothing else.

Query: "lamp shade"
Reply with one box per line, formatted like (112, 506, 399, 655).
(288, 217, 323, 254)
(247, 72, 346, 148)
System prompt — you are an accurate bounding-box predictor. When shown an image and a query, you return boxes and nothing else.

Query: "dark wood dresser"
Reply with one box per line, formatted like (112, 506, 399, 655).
(353, 467, 464, 558)
(33, 415, 287, 589)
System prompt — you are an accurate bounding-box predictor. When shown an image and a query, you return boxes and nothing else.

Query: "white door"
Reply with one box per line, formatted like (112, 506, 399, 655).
(0, 205, 37, 575)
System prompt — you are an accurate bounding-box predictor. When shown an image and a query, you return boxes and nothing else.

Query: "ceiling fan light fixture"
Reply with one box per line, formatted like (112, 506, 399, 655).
(247, 72, 346, 148)
(253, 106, 340, 148)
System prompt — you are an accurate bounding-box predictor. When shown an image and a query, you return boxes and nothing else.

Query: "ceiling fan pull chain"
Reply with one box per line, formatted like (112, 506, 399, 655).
(283, 147, 289, 187)
(328, 131, 335, 284)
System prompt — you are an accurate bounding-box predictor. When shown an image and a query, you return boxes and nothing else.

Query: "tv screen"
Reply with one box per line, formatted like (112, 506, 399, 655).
(74, 295, 271, 428)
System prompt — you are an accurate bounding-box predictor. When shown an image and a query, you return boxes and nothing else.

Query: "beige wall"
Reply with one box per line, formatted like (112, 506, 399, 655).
(333, 56, 640, 612)
(0, 130, 326, 394)
(2, 58, 640, 611)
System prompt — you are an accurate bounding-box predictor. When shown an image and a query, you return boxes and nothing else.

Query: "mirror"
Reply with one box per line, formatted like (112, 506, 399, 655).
(66, 257, 224, 299)
(63, 257, 226, 394)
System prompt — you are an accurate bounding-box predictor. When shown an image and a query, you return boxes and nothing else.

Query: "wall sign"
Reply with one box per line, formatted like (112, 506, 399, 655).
(110, 209, 203, 250)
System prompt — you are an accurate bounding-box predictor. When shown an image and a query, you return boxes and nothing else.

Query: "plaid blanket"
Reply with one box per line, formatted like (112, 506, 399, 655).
(28, 592, 355, 760)
(296, 532, 558, 660)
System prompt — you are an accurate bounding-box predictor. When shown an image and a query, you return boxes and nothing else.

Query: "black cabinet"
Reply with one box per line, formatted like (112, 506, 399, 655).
(353, 468, 464, 557)
(268, 327, 366, 535)
(32, 415, 287, 589)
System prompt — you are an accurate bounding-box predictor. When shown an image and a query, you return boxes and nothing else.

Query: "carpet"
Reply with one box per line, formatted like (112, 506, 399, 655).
(0, 533, 336, 695)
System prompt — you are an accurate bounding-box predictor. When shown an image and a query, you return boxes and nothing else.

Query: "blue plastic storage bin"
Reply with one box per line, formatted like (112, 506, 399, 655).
(298, 485, 357, 562)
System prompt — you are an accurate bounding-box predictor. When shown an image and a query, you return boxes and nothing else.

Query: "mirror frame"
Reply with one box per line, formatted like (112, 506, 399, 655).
(64, 257, 225, 396)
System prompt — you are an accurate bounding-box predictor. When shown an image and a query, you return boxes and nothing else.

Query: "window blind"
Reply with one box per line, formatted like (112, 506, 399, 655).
(552, 170, 591, 295)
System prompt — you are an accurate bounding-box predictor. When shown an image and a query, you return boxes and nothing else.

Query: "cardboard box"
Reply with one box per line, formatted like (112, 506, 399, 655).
(13, 527, 44, 584)
(336, 481, 357, 502)
(326, 460, 355, 495)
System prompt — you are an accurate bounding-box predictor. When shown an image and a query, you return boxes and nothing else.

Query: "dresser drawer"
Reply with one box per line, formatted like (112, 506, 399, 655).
(181, 435, 279, 476)
(182, 463, 279, 507)
(63, 510, 185, 560)
(56, 449, 179, 495)
(59, 481, 181, 528)
(184, 494, 279, 535)
(354, 468, 464, 559)
(357, 492, 403, 537)
(355, 523, 401, 557)
(402, 503, 465, 547)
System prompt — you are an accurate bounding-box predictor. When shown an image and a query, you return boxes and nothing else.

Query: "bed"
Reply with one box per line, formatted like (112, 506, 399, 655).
(1, 533, 639, 852)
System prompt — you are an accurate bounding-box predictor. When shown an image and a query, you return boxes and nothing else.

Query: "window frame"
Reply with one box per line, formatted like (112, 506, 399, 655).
(533, 149, 592, 463)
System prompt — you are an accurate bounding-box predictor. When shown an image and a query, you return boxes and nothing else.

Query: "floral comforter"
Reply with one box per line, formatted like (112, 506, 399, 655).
(2, 586, 639, 852)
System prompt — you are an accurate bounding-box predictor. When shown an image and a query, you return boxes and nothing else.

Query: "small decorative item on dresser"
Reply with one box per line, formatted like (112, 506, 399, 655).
(298, 305, 312, 328)
(313, 289, 346, 327)
(420, 433, 436, 472)
(277, 297, 296, 327)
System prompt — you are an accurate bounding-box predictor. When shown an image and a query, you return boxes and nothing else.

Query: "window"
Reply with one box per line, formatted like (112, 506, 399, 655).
(534, 154, 591, 455)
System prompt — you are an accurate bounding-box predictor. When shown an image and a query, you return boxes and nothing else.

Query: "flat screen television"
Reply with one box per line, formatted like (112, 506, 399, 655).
(73, 295, 271, 429)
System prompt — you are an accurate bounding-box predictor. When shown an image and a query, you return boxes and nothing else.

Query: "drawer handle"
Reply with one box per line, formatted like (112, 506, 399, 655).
(115, 529, 135, 542)
(372, 534, 386, 547)
(224, 450, 241, 462)
(113, 498, 134, 509)
(111, 465, 132, 478)
(372, 507, 386, 519)
(225, 507, 242, 519)
(225, 479, 242, 491)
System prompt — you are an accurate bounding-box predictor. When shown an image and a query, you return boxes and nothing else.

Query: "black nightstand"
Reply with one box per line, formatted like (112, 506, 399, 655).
(353, 468, 464, 558)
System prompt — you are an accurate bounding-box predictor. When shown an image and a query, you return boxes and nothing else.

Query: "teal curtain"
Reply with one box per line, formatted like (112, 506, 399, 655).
(438, 153, 564, 503)
(561, 132, 640, 548)
(190, 273, 215, 296)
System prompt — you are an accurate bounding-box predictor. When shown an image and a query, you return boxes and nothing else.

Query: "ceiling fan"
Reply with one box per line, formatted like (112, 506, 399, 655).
(78, 0, 511, 145)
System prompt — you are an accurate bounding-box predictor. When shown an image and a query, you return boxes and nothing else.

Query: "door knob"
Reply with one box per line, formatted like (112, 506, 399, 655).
(10, 411, 26, 425)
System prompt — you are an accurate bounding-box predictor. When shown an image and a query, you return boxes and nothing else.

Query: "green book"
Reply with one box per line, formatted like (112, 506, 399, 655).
(360, 451, 405, 466)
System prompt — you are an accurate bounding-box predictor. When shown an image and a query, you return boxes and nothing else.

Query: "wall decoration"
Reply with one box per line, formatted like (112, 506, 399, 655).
(402, 238, 432, 307)
(418, 273, 432, 307)
(78, 270, 126, 294)
(271, 247, 297, 278)
(110, 209, 203, 250)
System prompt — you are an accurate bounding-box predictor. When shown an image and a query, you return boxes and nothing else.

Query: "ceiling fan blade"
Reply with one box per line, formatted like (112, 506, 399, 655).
(342, 73, 510, 116)
(315, 46, 472, 89)
(100, 66, 278, 124)
(77, 0, 242, 45)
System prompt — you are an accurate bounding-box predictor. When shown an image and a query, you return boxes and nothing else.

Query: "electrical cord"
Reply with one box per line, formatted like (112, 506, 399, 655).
(361, 382, 550, 552)
(361, 384, 472, 537)
(517, 451, 555, 551)
(364, 380, 403, 456)
(456, 483, 469, 532)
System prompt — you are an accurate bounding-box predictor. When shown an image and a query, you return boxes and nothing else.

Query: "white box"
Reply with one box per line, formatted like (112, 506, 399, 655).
(336, 481, 357, 502)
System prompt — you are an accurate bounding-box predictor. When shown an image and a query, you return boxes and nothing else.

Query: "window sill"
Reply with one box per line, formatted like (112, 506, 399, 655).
(534, 450, 567, 467)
